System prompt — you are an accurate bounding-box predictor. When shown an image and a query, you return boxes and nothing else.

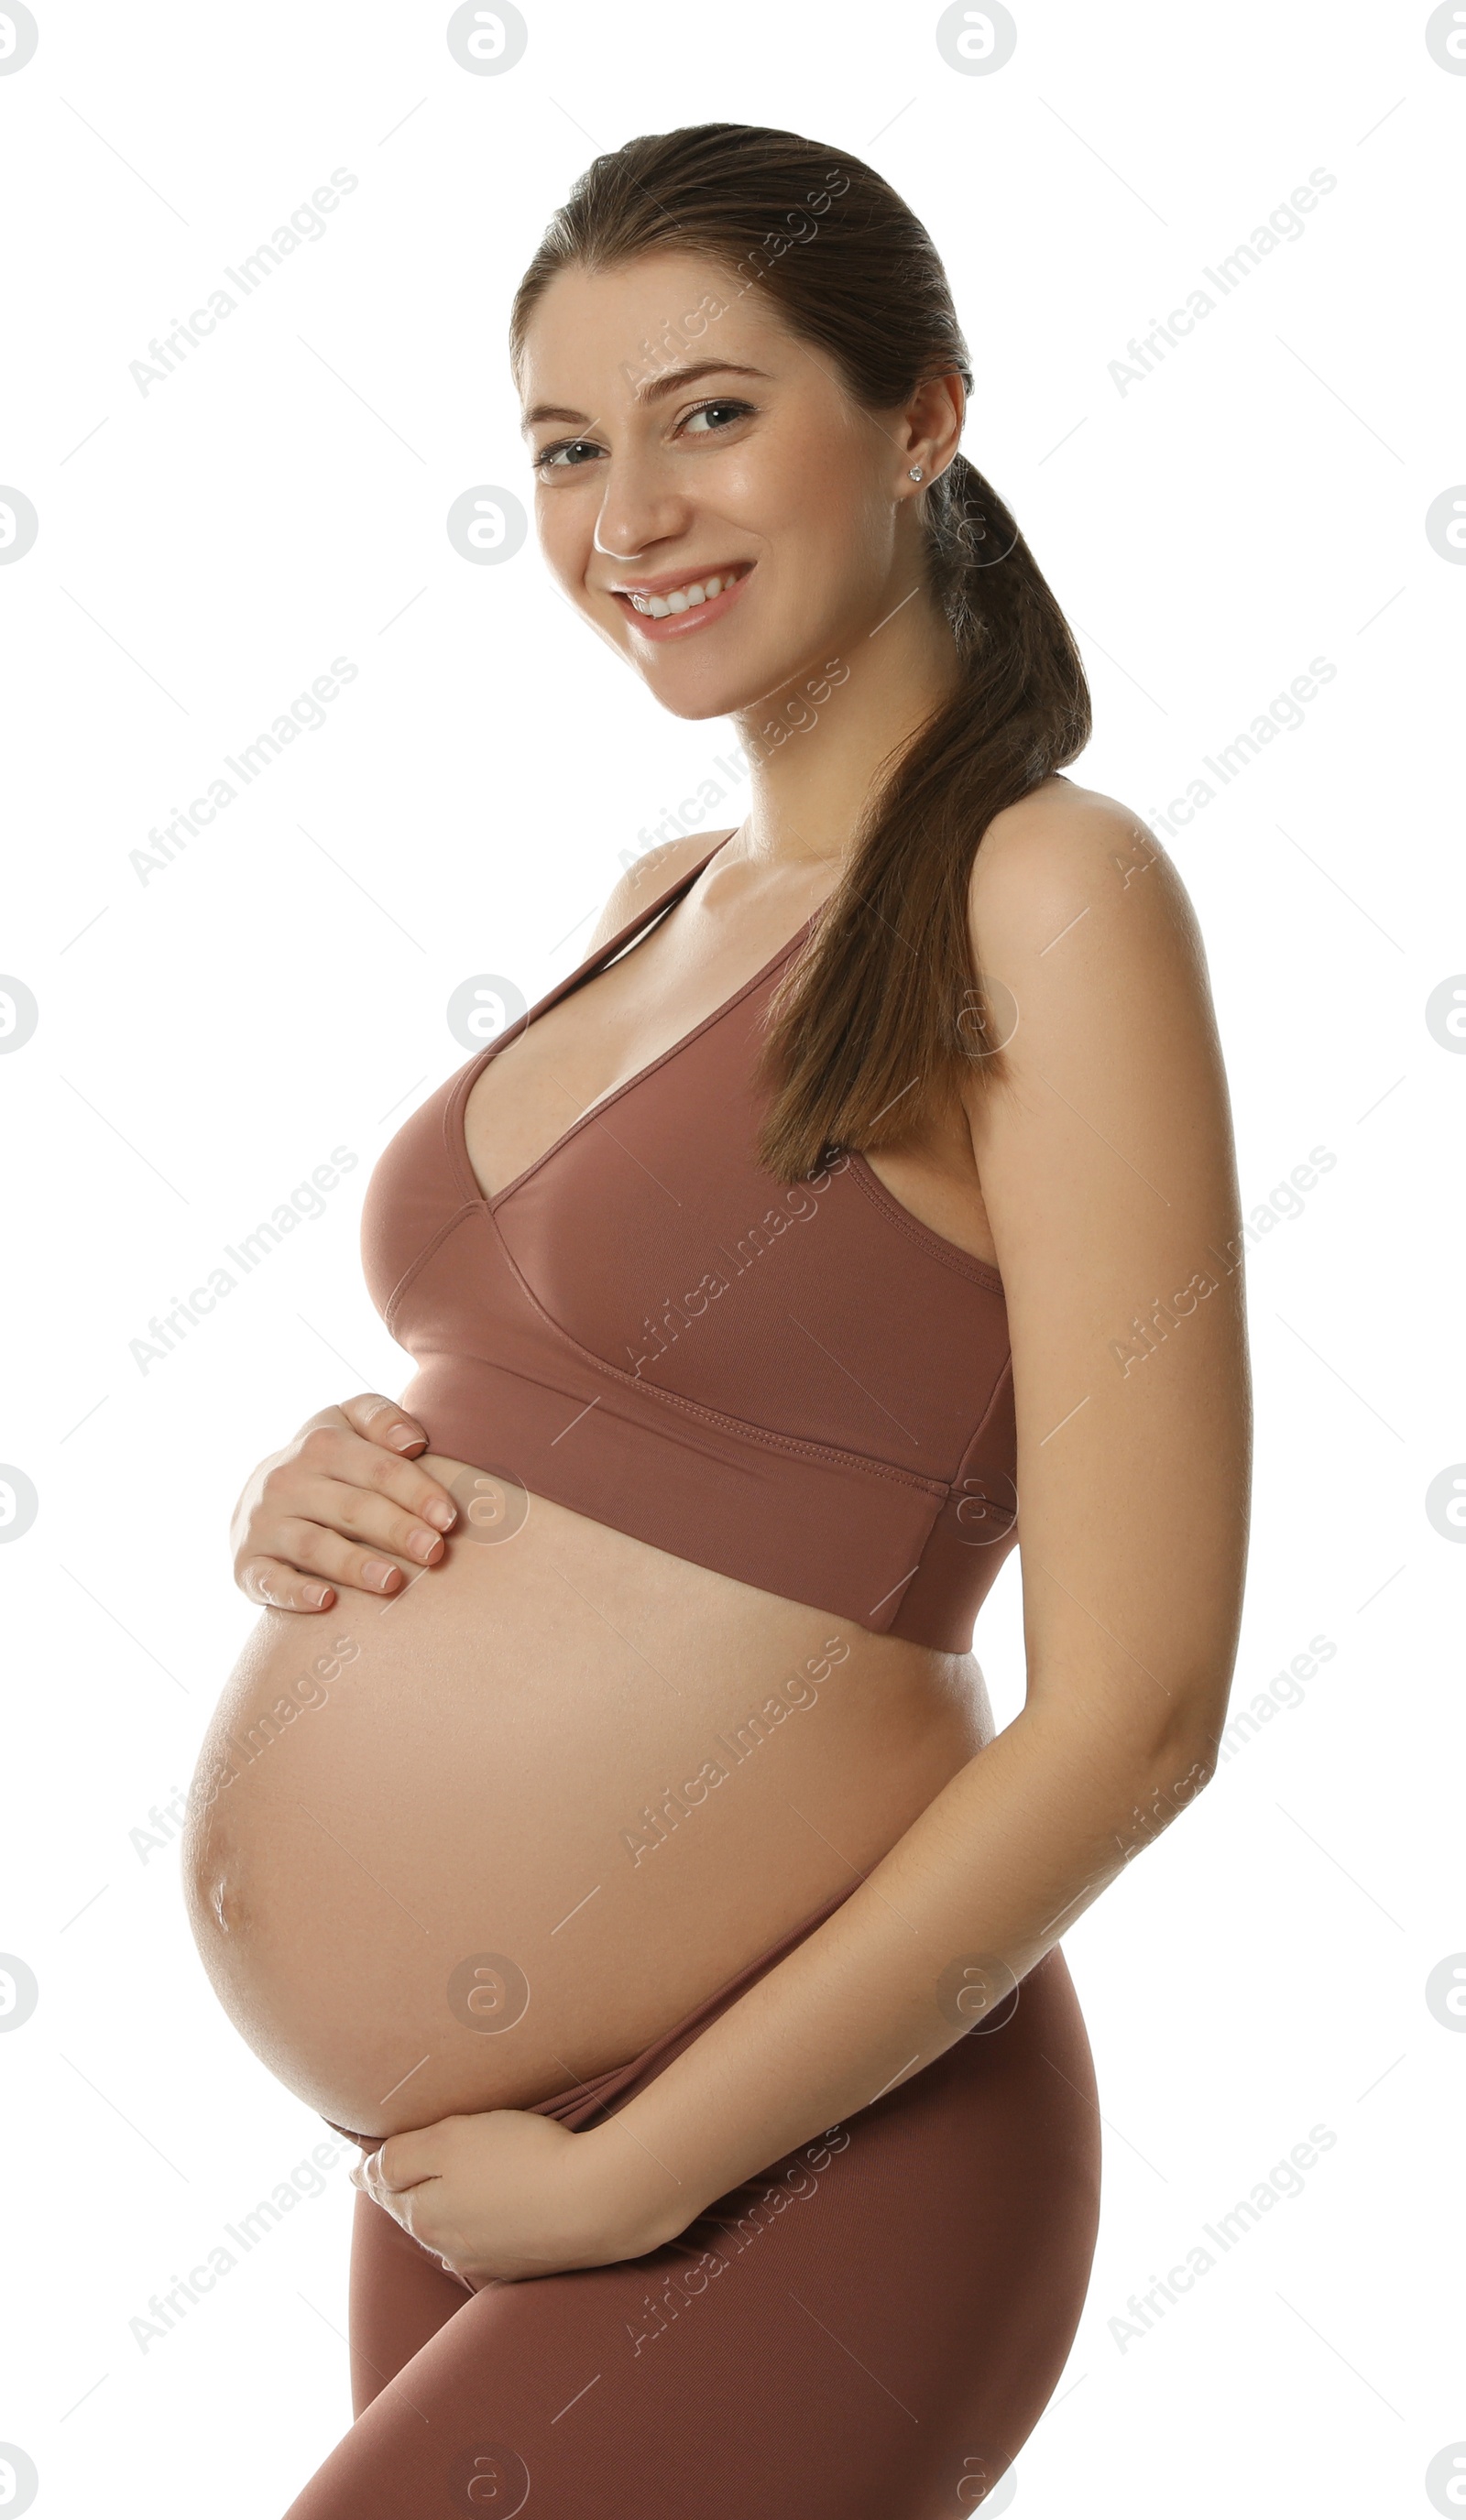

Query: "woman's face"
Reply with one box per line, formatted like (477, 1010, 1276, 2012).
(518, 249, 929, 723)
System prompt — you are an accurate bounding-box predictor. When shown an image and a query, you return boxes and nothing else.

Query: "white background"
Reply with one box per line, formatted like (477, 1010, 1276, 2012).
(1, 1, 1461, 2512)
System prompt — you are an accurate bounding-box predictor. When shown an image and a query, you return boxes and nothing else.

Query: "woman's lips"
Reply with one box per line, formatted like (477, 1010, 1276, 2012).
(612, 565, 754, 642)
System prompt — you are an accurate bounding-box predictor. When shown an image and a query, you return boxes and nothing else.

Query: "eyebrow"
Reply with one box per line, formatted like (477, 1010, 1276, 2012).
(520, 360, 772, 433)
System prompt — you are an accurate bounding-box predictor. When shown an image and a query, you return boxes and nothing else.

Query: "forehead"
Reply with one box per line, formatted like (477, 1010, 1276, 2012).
(518, 250, 796, 409)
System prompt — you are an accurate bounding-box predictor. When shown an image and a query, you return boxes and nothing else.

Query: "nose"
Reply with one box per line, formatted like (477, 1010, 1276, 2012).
(591, 443, 688, 562)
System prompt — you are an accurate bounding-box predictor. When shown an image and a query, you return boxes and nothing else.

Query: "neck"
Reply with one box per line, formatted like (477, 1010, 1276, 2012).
(724, 578, 964, 878)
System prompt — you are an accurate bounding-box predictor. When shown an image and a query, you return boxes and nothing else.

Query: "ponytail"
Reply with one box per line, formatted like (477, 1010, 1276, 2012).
(510, 124, 1092, 1181)
(755, 454, 1090, 1178)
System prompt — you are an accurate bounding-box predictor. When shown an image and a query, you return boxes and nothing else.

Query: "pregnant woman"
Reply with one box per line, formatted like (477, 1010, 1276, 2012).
(184, 124, 1251, 2517)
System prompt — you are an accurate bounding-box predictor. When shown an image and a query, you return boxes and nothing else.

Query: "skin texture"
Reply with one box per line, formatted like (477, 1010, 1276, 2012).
(186, 1493, 990, 2140)
(199, 247, 1251, 2286)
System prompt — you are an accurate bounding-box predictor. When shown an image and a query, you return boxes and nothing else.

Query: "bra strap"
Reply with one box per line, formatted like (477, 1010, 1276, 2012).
(530, 829, 738, 1024)
(584, 830, 737, 978)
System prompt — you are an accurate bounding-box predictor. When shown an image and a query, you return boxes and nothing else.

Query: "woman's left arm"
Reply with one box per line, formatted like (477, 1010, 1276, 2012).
(359, 790, 1253, 2278)
(582, 790, 1252, 2240)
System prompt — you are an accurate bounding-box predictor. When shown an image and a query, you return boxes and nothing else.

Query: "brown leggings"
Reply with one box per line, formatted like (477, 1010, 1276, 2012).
(286, 1893, 1101, 2517)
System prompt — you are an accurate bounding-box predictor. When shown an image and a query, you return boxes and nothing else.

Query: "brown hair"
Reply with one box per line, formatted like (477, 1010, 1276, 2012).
(509, 122, 1091, 1181)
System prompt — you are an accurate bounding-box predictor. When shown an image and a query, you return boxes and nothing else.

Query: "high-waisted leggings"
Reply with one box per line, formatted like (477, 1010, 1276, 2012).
(285, 1889, 1101, 2517)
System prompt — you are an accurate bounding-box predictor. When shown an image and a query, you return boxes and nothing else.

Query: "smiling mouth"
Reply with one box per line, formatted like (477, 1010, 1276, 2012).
(613, 562, 754, 621)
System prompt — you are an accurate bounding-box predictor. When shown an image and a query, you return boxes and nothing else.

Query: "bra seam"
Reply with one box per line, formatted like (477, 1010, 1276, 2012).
(487, 927, 809, 1216)
(380, 1195, 482, 1333)
(968, 1350, 1018, 1471)
(445, 835, 740, 1213)
(846, 1154, 1005, 1293)
(487, 1212, 952, 1498)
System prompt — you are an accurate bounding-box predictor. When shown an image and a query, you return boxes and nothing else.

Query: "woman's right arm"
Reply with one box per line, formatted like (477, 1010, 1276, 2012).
(231, 1393, 458, 1613)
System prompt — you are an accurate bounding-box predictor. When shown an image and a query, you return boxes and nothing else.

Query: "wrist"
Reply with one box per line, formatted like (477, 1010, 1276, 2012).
(570, 2116, 692, 2263)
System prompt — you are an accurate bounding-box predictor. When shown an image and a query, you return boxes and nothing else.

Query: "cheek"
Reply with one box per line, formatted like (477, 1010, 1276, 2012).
(535, 496, 597, 601)
(771, 511, 889, 651)
(743, 449, 891, 599)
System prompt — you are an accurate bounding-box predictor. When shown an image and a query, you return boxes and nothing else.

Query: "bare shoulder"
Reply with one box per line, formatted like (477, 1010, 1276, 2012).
(959, 769, 1238, 1257)
(585, 828, 738, 955)
(968, 776, 1205, 978)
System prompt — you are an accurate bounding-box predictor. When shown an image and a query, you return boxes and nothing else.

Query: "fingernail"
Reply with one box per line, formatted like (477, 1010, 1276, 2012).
(406, 1530, 439, 1564)
(388, 1424, 419, 1450)
(424, 1500, 456, 1532)
(364, 1559, 400, 1590)
(303, 1582, 334, 1609)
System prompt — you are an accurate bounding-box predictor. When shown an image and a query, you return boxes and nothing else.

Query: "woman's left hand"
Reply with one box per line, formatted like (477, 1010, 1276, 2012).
(349, 2108, 656, 2286)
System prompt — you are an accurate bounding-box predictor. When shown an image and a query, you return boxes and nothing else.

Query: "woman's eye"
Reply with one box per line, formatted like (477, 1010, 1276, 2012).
(683, 399, 752, 435)
(532, 399, 751, 474)
(533, 438, 601, 473)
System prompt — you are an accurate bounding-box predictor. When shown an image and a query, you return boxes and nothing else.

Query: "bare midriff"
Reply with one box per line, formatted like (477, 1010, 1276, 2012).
(183, 1466, 994, 2143)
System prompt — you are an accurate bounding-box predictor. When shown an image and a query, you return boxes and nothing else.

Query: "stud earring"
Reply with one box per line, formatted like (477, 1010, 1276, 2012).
(909, 466, 924, 481)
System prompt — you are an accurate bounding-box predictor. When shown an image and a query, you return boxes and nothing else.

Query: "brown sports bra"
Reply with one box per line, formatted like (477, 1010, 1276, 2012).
(360, 836, 1018, 1653)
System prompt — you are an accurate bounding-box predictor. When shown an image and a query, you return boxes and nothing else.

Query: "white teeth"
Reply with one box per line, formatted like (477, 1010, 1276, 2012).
(629, 570, 737, 619)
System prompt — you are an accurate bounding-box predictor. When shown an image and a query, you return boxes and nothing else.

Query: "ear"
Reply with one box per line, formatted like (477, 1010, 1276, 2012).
(900, 371, 967, 488)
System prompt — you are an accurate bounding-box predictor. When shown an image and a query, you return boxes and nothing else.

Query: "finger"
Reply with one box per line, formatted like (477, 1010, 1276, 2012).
(373, 2128, 446, 2194)
(338, 1393, 432, 1456)
(290, 1428, 458, 1536)
(353, 2152, 410, 2227)
(256, 1520, 412, 1598)
(273, 1478, 448, 1573)
(313, 1473, 457, 1562)
(235, 1555, 337, 1613)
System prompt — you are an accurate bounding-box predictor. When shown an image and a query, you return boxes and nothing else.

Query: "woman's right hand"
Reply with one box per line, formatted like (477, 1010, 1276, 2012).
(232, 1394, 459, 1613)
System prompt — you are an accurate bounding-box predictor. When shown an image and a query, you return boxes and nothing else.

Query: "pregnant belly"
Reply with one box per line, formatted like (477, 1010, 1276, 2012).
(183, 1456, 989, 2142)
